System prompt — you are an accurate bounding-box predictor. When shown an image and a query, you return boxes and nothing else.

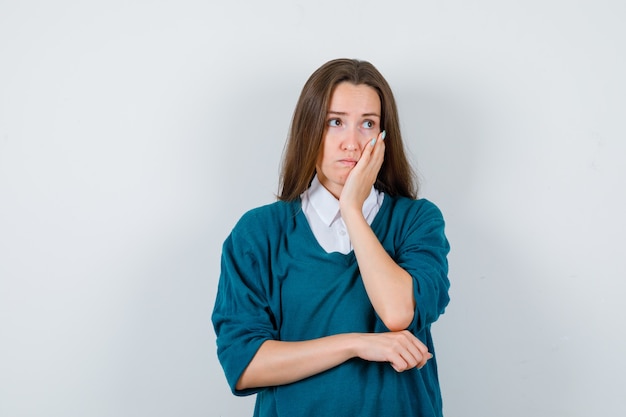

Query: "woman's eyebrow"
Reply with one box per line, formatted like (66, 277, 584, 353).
(327, 110, 380, 118)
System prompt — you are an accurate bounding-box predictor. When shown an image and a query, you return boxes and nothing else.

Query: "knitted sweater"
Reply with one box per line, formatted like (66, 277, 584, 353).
(212, 195, 450, 417)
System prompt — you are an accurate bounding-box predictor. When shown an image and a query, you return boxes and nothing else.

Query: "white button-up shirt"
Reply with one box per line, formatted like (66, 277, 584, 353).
(301, 175, 384, 254)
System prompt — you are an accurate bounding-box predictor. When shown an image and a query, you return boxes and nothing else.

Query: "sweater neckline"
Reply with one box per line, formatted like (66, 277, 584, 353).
(294, 194, 390, 262)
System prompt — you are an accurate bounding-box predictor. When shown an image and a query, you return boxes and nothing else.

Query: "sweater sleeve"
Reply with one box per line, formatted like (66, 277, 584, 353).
(396, 199, 451, 332)
(211, 218, 279, 396)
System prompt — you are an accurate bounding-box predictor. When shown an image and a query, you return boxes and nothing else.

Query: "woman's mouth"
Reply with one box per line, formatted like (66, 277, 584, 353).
(339, 158, 358, 167)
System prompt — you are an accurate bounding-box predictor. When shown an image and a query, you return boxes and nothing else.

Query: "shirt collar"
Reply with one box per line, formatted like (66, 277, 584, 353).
(307, 175, 379, 227)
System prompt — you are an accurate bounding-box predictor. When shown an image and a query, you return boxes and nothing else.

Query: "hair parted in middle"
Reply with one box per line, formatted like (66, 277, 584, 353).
(278, 58, 418, 201)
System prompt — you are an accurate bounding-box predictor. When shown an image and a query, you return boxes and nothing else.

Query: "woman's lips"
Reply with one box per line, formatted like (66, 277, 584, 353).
(339, 158, 358, 167)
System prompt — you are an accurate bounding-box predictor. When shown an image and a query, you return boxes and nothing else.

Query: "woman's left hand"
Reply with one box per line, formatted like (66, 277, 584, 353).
(339, 130, 415, 331)
(339, 130, 385, 214)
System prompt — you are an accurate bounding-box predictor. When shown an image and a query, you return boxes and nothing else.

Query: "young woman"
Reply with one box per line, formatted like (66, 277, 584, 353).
(212, 58, 451, 417)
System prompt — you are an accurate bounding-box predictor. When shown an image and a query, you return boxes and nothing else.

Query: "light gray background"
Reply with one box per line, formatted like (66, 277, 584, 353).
(1, 1, 625, 416)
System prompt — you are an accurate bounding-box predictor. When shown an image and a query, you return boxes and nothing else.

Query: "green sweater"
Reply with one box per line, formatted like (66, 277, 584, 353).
(212, 195, 450, 417)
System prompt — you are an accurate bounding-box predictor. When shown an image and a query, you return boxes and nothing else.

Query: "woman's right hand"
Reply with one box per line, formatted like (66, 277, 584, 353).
(236, 331, 432, 390)
(353, 330, 432, 372)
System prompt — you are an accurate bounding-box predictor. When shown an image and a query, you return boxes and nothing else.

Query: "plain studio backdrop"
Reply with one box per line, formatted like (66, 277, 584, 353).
(1, 1, 625, 416)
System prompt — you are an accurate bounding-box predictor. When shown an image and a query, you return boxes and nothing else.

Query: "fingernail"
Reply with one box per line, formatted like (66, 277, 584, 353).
(381, 130, 387, 140)
(370, 138, 376, 146)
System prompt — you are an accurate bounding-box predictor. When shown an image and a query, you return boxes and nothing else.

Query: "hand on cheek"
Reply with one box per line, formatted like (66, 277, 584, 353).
(340, 130, 386, 213)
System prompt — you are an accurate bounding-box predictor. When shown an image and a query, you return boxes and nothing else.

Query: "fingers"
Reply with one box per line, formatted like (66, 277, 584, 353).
(352, 130, 385, 185)
(399, 339, 429, 370)
(365, 130, 386, 164)
(392, 331, 433, 372)
(359, 331, 433, 373)
(391, 352, 431, 372)
(339, 131, 386, 210)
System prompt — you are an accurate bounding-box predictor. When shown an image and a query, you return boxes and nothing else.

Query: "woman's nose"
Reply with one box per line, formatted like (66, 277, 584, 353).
(341, 127, 361, 151)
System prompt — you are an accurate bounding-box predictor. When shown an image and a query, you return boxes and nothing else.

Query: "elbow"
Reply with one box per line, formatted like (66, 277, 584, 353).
(235, 371, 256, 392)
(384, 318, 413, 332)
(235, 366, 254, 391)
(235, 378, 248, 391)
(378, 294, 416, 331)
(380, 309, 415, 332)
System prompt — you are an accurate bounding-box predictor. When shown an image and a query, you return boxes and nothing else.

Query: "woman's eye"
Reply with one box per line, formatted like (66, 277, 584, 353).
(328, 118, 341, 127)
(362, 120, 374, 129)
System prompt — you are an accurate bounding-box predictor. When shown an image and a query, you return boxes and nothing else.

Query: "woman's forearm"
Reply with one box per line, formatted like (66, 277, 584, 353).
(236, 333, 359, 390)
(236, 330, 431, 390)
(342, 209, 416, 331)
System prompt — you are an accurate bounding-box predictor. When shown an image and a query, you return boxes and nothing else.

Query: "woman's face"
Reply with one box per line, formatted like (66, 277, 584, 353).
(316, 82, 382, 199)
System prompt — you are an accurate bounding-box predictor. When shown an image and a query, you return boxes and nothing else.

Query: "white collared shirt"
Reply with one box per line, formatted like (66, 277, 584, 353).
(301, 175, 384, 254)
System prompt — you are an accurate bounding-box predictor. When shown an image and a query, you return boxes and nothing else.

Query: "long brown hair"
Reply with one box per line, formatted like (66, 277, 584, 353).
(278, 58, 417, 201)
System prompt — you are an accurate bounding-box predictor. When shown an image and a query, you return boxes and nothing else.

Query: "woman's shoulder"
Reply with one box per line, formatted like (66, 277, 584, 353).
(384, 195, 444, 221)
(233, 199, 301, 234)
(240, 199, 299, 220)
